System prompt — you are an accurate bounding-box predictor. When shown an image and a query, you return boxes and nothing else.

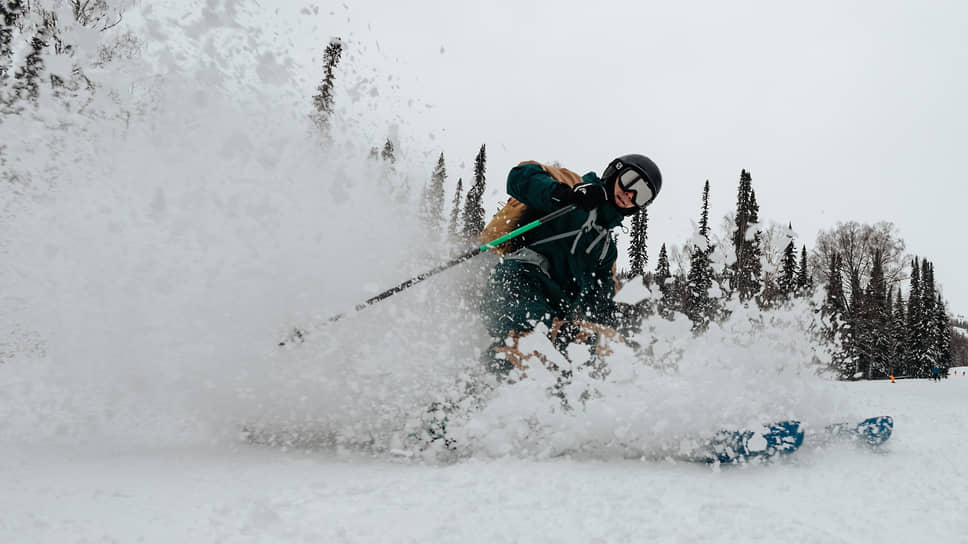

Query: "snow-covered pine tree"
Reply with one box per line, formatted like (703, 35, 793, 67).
(628, 207, 648, 279)
(892, 286, 907, 377)
(886, 288, 896, 372)
(823, 253, 846, 316)
(779, 228, 798, 299)
(845, 266, 867, 378)
(747, 189, 763, 298)
(920, 259, 939, 372)
(865, 249, 891, 378)
(935, 293, 953, 374)
(461, 144, 487, 239)
(381, 138, 396, 164)
(729, 170, 751, 297)
(0, 1, 25, 83)
(310, 37, 343, 133)
(921, 260, 950, 371)
(730, 170, 763, 303)
(448, 177, 463, 238)
(655, 243, 673, 319)
(423, 152, 447, 227)
(906, 258, 923, 377)
(823, 253, 852, 377)
(796, 245, 812, 295)
(685, 180, 714, 330)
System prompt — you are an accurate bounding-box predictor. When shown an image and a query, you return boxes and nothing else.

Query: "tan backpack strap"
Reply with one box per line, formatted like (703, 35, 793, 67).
(542, 165, 584, 188)
(516, 161, 584, 188)
(479, 197, 529, 251)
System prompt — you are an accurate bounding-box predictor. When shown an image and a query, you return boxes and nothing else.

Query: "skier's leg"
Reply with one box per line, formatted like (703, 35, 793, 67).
(480, 262, 558, 376)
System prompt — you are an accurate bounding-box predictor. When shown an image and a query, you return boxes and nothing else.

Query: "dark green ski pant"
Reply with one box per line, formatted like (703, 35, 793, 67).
(481, 259, 568, 340)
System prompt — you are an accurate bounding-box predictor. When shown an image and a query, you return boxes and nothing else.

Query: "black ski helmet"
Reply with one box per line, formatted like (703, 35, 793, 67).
(602, 154, 662, 210)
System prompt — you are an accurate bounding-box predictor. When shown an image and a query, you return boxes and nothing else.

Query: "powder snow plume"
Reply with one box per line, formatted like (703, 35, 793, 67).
(0, 1, 488, 448)
(1, 1, 852, 458)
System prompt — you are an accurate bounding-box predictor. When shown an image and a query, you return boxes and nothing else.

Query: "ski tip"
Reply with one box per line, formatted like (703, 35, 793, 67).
(856, 416, 893, 446)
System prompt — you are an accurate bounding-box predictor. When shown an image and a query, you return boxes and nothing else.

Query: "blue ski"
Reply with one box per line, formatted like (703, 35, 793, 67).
(823, 415, 893, 446)
(696, 420, 805, 463)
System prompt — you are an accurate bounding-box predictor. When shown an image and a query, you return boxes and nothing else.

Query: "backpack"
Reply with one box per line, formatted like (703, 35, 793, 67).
(478, 161, 585, 254)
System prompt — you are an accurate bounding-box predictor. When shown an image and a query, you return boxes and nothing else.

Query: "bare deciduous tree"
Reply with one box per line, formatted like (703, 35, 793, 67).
(811, 221, 906, 300)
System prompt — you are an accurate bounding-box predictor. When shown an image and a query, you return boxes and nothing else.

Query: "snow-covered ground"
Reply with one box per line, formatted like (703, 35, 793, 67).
(2, 378, 966, 543)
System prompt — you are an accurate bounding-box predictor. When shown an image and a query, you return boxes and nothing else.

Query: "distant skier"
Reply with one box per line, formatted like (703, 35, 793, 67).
(479, 154, 662, 374)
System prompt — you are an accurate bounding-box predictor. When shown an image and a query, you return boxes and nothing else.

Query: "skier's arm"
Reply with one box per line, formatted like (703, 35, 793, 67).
(506, 162, 561, 213)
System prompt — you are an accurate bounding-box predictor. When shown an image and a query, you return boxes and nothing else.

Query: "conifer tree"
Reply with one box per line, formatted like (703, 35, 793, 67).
(461, 144, 487, 239)
(844, 267, 866, 378)
(886, 288, 896, 372)
(655, 244, 673, 319)
(686, 248, 713, 329)
(822, 252, 851, 376)
(381, 138, 396, 164)
(628, 207, 648, 279)
(0, 1, 25, 83)
(936, 293, 953, 374)
(448, 177, 463, 237)
(730, 170, 763, 302)
(920, 259, 939, 369)
(796, 245, 812, 295)
(685, 181, 714, 330)
(698, 180, 711, 236)
(730, 170, 752, 296)
(670, 273, 687, 317)
(865, 249, 890, 378)
(906, 258, 923, 376)
(746, 189, 763, 297)
(310, 37, 343, 132)
(823, 253, 846, 317)
(779, 231, 798, 298)
(423, 152, 447, 227)
(892, 286, 907, 377)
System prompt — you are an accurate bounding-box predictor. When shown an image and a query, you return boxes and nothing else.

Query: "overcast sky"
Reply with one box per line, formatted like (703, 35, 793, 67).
(289, 0, 968, 314)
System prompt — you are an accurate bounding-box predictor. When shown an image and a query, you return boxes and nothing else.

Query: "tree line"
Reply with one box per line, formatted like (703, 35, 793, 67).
(308, 35, 491, 243)
(617, 168, 960, 379)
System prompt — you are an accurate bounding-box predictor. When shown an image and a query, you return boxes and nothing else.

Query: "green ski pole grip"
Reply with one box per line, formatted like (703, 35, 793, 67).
(479, 204, 576, 252)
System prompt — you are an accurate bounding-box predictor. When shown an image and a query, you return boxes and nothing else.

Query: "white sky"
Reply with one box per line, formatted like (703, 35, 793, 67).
(283, 0, 968, 314)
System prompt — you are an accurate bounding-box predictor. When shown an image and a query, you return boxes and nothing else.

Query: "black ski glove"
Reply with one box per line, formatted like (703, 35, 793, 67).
(550, 182, 608, 211)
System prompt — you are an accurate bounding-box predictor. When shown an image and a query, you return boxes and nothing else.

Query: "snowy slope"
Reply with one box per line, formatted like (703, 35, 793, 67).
(3, 379, 967, 543)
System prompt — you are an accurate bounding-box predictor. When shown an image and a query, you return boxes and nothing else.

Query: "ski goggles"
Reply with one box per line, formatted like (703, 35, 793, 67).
(617, 168, 655, 207)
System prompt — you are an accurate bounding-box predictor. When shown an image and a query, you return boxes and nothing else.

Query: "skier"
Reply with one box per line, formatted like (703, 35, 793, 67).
(479, 154, 662, 375)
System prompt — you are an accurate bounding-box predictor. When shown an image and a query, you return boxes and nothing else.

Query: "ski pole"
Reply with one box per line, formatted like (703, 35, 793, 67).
(279, 204, 577, 346)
